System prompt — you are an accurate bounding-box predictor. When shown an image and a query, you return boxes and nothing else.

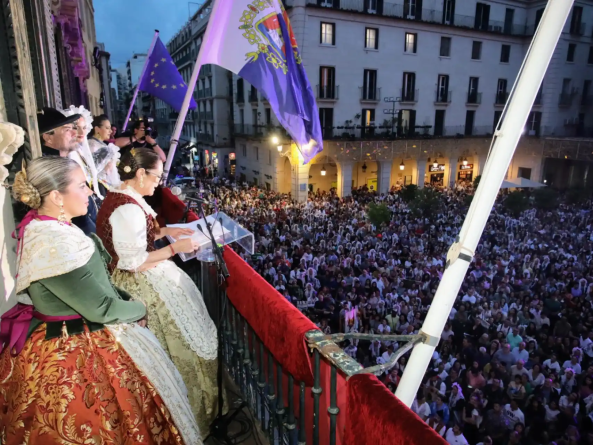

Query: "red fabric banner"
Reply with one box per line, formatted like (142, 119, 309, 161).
(344, 374, 447, 445)
(224, 248, 319, 386)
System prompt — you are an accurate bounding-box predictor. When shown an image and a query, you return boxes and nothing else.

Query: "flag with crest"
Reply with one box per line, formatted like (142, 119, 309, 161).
(138, 37, 197, 112)
(196, 0, 322, 163)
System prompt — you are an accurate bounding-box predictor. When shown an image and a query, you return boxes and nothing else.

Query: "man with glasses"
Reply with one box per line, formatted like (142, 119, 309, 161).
(38, 107, 81, 157)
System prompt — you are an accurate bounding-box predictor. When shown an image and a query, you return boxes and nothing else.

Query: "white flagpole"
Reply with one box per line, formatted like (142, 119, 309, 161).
(122, 30, 160, 132)
(163, 0, 224, 183)
(395, 0, 574, 407)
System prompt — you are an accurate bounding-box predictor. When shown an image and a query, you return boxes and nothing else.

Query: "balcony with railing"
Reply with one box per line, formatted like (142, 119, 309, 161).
(559, 92, 575, 107)
(570, 22, 586, 36)
(359, 86, 381, 103)
(400, 88, 418, 103)
(467, 92, 482, 105)
(199, 64, 212, 77)
(434, 90, 451, 104)
(316, 84, 339, 100)
(291, 0, 529, 36)
(317, 123, 495, 140)
(495, 91, 509, 105)
(249, 90, 259, 103)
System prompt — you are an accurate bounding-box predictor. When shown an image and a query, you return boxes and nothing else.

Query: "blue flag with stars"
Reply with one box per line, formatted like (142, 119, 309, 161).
(138, 37, 197, 111)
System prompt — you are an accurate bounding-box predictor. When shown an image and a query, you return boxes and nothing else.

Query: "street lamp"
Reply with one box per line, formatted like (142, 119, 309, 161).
(277, 145, 282, 152)
(433, 159, 439, 168)
(463, 157, 468, 166)
(400, 160, 405, 170)
(362, 162, 367, 172)
(271, 135, 279, 145)
(321, 165, 327, 176)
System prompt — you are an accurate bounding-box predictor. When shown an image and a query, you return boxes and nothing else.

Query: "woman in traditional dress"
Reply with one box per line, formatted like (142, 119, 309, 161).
(0, 156, 202, 444)
(88, 114, 122, 189)
(96, 148, 221, 436)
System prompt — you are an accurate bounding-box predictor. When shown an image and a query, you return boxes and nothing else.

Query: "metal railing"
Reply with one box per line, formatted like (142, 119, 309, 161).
(435, 90, 452, 103)
(559, 93, 574, 107)
(175, 53, 193, 68)
(570, 22, 586, 36)
(290, 0, 529, 36)
(316, 85, 339, 100)
(495, 91, 509, 105)
(233, 124, 290, 139)
(316, 124, 495, 140)
(359, 86, 381, 102)
(400, 88, 418, 103)
(467, 92, 482, 104)
(249, 90, 259, 103)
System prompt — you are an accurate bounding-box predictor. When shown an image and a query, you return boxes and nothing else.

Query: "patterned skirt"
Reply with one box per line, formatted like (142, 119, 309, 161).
(112, 260, 224, 437)
(0, 324, 185, 445)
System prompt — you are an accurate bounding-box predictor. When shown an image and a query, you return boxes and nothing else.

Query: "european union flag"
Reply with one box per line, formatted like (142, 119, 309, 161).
(138, 37, 197, 112)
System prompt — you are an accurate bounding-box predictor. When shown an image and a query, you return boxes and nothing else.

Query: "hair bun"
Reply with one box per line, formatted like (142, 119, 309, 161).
(12, 170, 41, 209)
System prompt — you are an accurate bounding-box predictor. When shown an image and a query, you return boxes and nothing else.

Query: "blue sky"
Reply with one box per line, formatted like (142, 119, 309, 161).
(94, 0, 199, 67)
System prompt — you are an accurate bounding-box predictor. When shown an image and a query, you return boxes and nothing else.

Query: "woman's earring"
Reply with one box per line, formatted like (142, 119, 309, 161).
(139, 175, 144, 188)
(58, 204, 67, 224)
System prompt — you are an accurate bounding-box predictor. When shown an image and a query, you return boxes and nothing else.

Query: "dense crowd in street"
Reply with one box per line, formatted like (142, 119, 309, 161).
(196, 177, 593, 445)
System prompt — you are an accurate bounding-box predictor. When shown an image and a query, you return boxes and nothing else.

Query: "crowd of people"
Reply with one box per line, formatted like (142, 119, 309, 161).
(195, 178, 593, 445)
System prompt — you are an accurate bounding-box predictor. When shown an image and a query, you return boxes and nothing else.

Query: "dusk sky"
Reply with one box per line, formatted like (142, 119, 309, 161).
(94, 0, 200, 67)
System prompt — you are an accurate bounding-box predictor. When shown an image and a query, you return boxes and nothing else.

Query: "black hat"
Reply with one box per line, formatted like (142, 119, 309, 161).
(37, 107, 81, 134)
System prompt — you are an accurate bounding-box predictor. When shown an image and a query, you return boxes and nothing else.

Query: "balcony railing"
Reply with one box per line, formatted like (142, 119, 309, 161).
(175, 53, 193, 68)
(196, 132, 213, 142)
(291, 0, 529, 36)
(467, 92, 482, 105)
(495, 91, 509, 105)
(316, 124, 495, 140)
(316, 84, 339, 100)
(434, 90, 451, 104)
(249, 90, 259, 103)
(400, 88, 418, 103)
(559, 93, 575, 107)
(570, 22, 586, 36)
(237, 92, 245, 104)
(233, 124, 290, 138)
(359, 86, 381, 102)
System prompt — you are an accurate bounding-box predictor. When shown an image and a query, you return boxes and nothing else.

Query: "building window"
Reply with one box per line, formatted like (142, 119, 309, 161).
(493, 110, 503, 132)
(320, 22, 335, 45)
(319, 66, 336, 99)
(440, 37, 451, 57)
(567, 43, 576, 62)
(468, 77, 480, 103)
(252, 108, 258, 126)
(405, 32, 417, 54)
(404, 0, 420, 20)
(362, 69, 377, 100)
(442, 0, 455, 24)
(471, 41, 482, 60)
(465, 110, 475, 136)
(319, 108, 334, 138)
(570, 6, 583, 35)
(500, 44, 510, 63)
(436, 75, 449, 103)
(517, 167, 532, 180)
(365, 27, 378, 49)
(241, 144, 247, 157)
(268, 149, 272, 165)
(475, 3, 490, 31)
(237, 78, 244, 103)
(496, 79, 508, 104)
(589, 47, 593, 64)
(402, 72, 416, 102)
(265, 108, 271, 125)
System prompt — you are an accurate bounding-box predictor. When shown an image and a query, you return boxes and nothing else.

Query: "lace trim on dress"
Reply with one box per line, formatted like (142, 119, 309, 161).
(144, 261, 218, 360)
(106, 324, 203, 444)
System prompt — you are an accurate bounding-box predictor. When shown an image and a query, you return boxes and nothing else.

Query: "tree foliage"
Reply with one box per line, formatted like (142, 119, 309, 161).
(473, 175, 482, 188)
(400, 184, 418, 203)
(533, 187, 558, 210)
(367, 203, 392, 227)
(409, 188, 443, 219)
(504, 191, 529, 216)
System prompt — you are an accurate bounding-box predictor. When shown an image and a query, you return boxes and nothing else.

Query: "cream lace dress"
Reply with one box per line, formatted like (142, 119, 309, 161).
(106, 187, 222, 437)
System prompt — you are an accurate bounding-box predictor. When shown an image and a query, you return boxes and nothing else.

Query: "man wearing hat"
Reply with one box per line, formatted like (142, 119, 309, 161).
(37, 107, 97, 234)
(37, 107, 80, 156)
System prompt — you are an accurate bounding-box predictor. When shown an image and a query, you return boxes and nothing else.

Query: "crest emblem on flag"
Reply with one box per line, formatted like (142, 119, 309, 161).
(240, 3, 300, 74)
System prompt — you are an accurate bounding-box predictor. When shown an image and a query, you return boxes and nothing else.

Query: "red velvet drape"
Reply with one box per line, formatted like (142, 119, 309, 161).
(344, 374, 447, 445)
(225, 248, 318, 386)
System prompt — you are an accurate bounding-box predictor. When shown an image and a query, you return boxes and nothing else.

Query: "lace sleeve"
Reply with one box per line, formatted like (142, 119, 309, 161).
(109, 204, 149, 271)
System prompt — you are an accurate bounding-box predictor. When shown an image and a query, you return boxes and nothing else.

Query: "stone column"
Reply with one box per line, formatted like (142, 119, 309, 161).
(292, 162, 310, 202)
(377, 160, 392, 194)
(416, 159, 427, 188)
(336, 161, 353, 197)
(448, 156, 458, 188)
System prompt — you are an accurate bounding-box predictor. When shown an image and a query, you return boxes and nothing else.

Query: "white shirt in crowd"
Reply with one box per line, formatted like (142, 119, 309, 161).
(411, 400, 431, 421)
(503, 404, 525, 429)
(445, 428, 469, 445)
(542, 359, 561, 374)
